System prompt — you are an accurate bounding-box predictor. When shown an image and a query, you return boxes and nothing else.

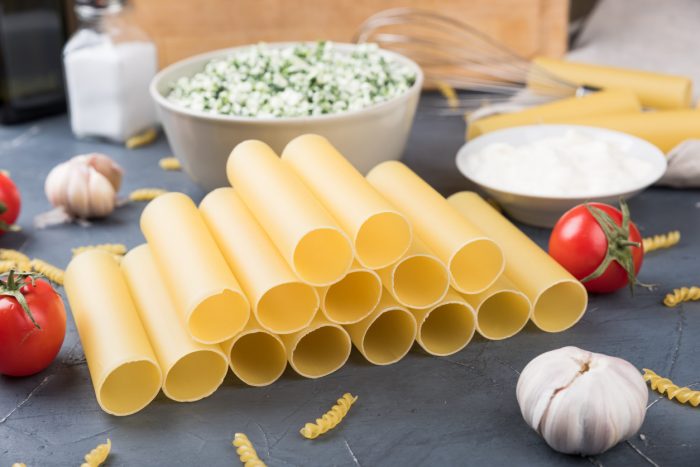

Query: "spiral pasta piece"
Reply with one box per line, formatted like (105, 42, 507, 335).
(81, 439, 111, 467)
(300, 393, 358, 439)
(11, 463, 26, 467)
(663, 286, 700, 307)
(159, 157, 182, 171)
(128, 188, 168, 202)
(232, 433, 266, 467)
(643, 230, 681, 252)
(0, 248, 30, 264)
(643, 369, 700, 407)
(72, 243, 128, 257)
(30, 259, 65, 285)
(125, 128, 157, 149)
(435, 81, 459, 109)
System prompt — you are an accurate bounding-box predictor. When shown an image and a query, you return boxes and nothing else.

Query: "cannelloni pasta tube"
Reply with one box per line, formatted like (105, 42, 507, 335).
(221, 316, 287, 387)
(461, 275, 531, 340)
(317, 261, 382, 325)
(412, 289, 476, 356)
(227, 140, 353, 286)
(122, 245, 228, 402)
(345, 292, 417, 365)
(199, 188, 318, 334)
(282, 134, 412, 269)
(280, 315, 351, 379)
(367, 161, 504, 294)
(65, 250, 162, 416)
(377, 238, 449, 309)
(141, 192, 250, 344)
(530, 57, 692, 110)
(448, 192, 588, 332)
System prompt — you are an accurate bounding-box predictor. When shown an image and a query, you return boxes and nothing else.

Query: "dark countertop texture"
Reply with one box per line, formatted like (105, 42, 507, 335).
(1, 95, 699, 467)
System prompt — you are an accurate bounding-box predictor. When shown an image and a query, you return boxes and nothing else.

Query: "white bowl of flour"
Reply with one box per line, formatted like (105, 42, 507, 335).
(456, 125, 667, 227)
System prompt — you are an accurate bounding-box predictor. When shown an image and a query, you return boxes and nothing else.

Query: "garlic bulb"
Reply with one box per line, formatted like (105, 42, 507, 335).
(516, 346, 647, 456)
(45, 153, 123, 218)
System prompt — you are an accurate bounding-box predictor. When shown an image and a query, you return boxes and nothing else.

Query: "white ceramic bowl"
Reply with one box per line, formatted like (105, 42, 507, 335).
(150, 43, 423, 191)
(455, 124, 667, 227)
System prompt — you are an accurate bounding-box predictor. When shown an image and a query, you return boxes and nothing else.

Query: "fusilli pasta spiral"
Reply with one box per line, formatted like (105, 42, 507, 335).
(663, 286, 700, 307)
(435, 81, 459, 109)
(0, 248, 30, 264)
(30, 259, 65, 285)
(11, 463, 26, 467)
(159, 157, 182, 171)
(81, 439, 111, 467)
(125, 128, 157, 149)
(129, 188, 168, 202)
(232, 433, 266, 467)
(643, 369, 700, 407)
(642, 230, 681, 253)
(72, 243, 127, 256)
(300, 393, 358, 439)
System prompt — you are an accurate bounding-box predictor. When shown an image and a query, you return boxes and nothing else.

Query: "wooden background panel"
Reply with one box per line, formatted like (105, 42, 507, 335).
(129, 0, 568, 68)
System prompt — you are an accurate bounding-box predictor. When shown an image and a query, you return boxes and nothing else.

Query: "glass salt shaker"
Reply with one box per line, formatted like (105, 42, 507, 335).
(63, 0, 158, 142)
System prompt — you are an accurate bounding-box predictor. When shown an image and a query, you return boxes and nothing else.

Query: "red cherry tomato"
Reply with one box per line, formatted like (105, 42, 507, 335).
(0, 172, 21, 234)
(0, 276, 66, 376)
(549, 202, 644, 293)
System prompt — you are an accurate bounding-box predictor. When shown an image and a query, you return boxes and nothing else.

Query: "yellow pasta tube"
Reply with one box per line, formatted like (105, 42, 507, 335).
(317, 261, 382, 325)
(530, 57, 693, 110)
(412, 289, 476, 356)
(345, 292, 417, 365)
(281, 134, 412, 269)
(460, 275, 531, 340)
(121, 245, 228, 402)
(221, 316, 287, 387)
(366, 161, 504, 294)
(377, 238, 449, 309)
(141, 192, 250, 344)
(467, 89, 641, 139)
(280, 315, 351, 379)
(227, 140, 353, 286)
(447, 192, 588, 332)
(564, 110, 700, 153)
(64, 251, 162, 416)
(199, 188, 318, 334)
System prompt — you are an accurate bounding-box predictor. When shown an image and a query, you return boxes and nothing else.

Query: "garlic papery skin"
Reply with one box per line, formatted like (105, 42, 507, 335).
(45, 153, 123, 218)
(516, 346, 648, 456)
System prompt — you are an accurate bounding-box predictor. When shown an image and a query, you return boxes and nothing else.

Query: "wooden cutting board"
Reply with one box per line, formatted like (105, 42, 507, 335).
(130, 0, 567, 69)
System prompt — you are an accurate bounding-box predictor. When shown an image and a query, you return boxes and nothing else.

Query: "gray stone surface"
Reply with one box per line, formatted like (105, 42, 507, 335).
(1, 96, 699, 466)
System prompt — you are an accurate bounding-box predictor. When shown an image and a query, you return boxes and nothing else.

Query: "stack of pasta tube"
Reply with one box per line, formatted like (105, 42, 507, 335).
(64, 134, 588, 416)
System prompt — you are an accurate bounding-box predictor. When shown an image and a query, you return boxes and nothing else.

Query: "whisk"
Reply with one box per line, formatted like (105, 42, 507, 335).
(354, 8, 593, 114)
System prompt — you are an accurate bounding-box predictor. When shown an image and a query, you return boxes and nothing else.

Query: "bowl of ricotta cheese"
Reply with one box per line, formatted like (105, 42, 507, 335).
(455, 125, 667, 227)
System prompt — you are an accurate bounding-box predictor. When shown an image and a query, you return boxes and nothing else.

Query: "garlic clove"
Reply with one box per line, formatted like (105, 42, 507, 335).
(45, 161, 71, 208)
(88, 153, 123, 191)
(65, 164, 91, 218)
(87, 168, 117, 217)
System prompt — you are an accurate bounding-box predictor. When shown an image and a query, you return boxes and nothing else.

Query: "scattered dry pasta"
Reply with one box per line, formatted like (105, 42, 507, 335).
(643, 369, 700, 407)
(300, 393, 358, 440)
(30, 259, 65, 285)
(72, 243, 127, 257)
(11, 463, 26, 467)
(0, 248, 30, 264)
(81, 439, 111, 467)
(125, 128, 157, 149)
(159, 157, 182, 171)
(663, 286, 700, 308)
(643, 230, 681, 253)
(129, 188, 168, 202)
(435, 81, 459, 109)
(232, 433, 266, 467)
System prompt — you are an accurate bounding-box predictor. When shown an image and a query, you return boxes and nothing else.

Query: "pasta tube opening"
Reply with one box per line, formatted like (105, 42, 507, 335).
(414, 291, 476, 356)
(99, 360, 162, 416)
(475, 290, 531, 340)
(164, 350, 228, 401)
(188, 290, 250, 344)
(532, 280, 588, 332)
(449, 239, 504, 294)
(283, 319, 351, 379)
(257, 282, 318, 333)
(320, 267, 382, 324)
(355, 211, 412, 269)
(227, 331, 287, 387)
(293, 227, 354, 286)
(358, 307, 416, 365)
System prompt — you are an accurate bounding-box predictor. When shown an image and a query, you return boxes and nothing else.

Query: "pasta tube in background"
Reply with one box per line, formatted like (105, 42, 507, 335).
(460, 275, 531, 340)
(200, 188, 318, 334)
(448, 192, 588, 332)
(411, 289, 477, 357)
(282, 134, 412, 269)
(280, 315, 352, 379)
(377, 238, 449, 309)
(367, 161, 504, 294)
(122, 245, 228, 402)
(65, 250, 162, 416)
(467, 90, 642, 139)
(227, 140, 353, 286)
(221, 316, 287, 387)
(141, 192, 250, 344)
(530, 57, 692, 110)
(317, 261, 382, 325)
(345, 292, 417, 365)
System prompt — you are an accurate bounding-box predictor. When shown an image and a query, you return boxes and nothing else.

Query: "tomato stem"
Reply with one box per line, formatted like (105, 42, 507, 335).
(0, 270, 46, 329)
